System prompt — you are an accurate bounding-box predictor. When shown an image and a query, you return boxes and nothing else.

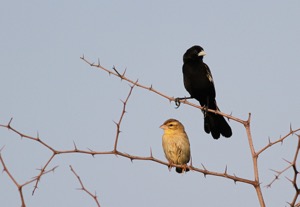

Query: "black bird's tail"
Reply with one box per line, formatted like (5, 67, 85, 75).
(204, 112, 232, 139)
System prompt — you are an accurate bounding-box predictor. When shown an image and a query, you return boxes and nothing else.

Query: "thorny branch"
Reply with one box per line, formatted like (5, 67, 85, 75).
(113, 83, 136, 151)
(80, 56, 300, 206)
(0, 84, 257, 206)
(0, 153, 57, 207)
(242, 113, 265, 207)
(80, 56, 245, 124)
(70, 165, 101, 207)
(257, 127, 300, 156)
(0, 56, 299, 206)
(265, 135, 300, 207)
(288, 135, 300, 206)
(0, 115, 257, 186)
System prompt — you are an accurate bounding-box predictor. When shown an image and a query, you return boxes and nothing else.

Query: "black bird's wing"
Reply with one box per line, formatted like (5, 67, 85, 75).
(183, 62, 216, 109)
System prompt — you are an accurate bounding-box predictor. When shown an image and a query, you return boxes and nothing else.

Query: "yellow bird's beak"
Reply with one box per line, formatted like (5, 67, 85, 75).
(160, 124, 167, 130)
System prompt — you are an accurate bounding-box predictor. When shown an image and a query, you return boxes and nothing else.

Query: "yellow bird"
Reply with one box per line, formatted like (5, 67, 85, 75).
(160, 119, 191, 173)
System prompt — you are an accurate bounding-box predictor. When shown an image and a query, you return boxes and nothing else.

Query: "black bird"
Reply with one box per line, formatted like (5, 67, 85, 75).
(178, 45, 232, 139)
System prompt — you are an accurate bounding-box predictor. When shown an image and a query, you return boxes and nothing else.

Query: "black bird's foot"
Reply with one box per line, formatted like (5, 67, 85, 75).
(201, 105, 209, 117)
(175, 98, 181, 108)
(174, 96, 192, 109)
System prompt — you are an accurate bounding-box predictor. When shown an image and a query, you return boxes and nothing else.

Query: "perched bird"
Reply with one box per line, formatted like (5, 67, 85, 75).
(180, 45, 232, 139)
(160, 119, 191, 173)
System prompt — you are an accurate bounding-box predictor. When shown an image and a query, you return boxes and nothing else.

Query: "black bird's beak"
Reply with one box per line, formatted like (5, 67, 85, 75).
(198, 50, 206, 57)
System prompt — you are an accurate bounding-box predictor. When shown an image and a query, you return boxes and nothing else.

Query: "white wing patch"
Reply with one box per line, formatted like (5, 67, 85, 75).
(206, 73, 213, 82)
(204, 64, 214, 82)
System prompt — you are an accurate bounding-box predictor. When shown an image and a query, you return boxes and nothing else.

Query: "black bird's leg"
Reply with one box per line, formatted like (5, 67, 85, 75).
(174, 97, 192, 108)
(202, 97, 210, 117)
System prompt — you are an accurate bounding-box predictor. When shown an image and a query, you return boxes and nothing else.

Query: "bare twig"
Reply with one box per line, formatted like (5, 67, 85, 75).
(113, 83, 136, 151)
(32, 153, 56, 195)
(265, 164, 292, 188)
(264, 135, 299, 206)
(70, 165, 101, 207)
(243, 113, 265, 207)
(257, 128, 300, 156)
(0, 153, 57, 207)
(288, 135, 300, 206)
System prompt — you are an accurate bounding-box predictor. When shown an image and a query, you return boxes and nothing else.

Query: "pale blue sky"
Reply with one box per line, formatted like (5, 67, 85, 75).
(1, 1, 300, 206)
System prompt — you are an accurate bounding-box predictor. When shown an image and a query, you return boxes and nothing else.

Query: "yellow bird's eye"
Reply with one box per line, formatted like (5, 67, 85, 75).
(168, 123, 177, 129)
